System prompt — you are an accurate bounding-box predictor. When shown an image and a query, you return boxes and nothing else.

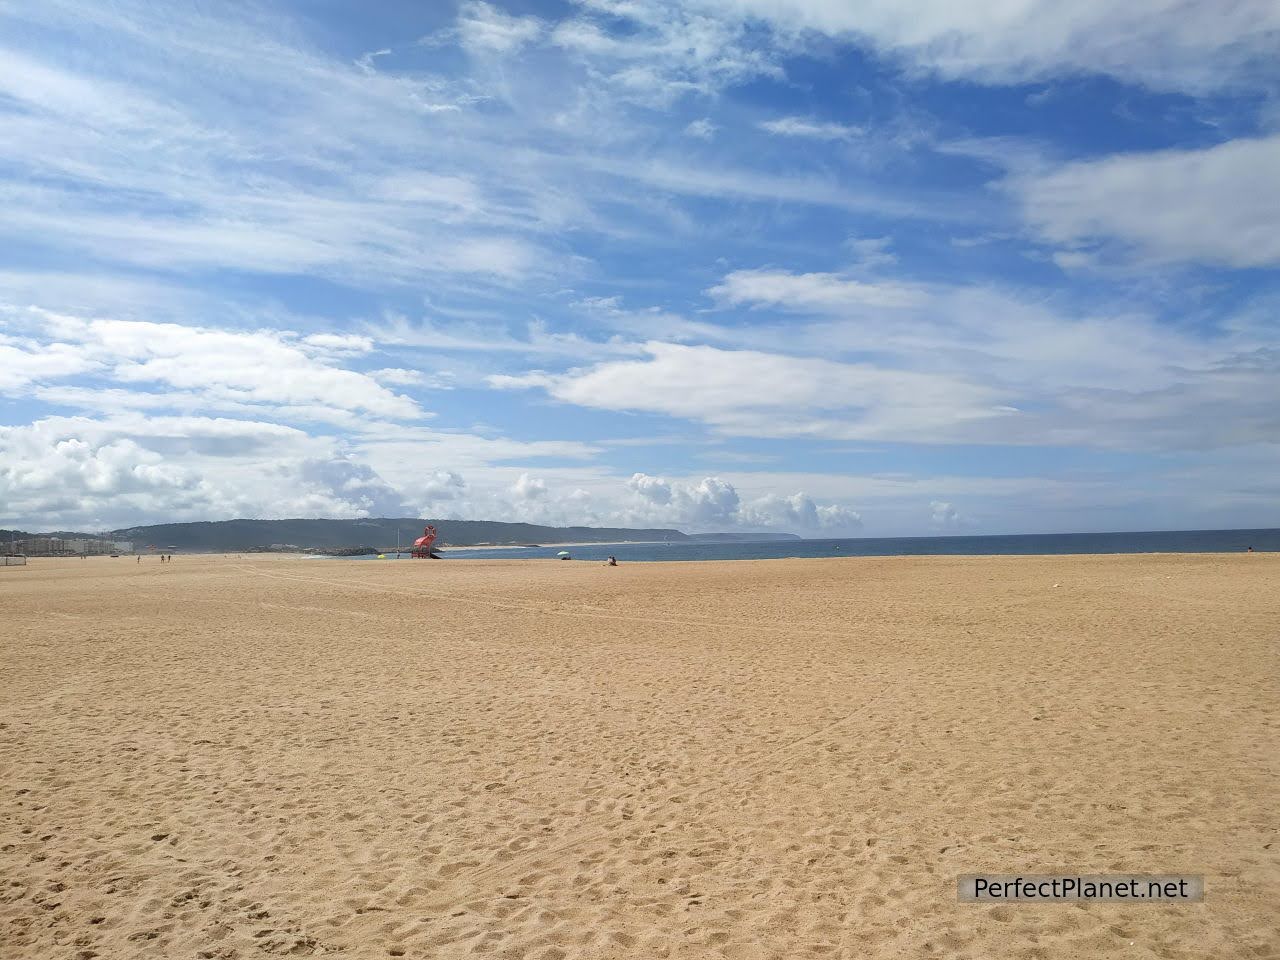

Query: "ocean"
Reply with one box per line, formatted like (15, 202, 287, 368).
(338, 528, 1279, 563)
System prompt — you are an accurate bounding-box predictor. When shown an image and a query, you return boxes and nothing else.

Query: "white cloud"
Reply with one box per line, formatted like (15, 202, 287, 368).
(373, 314, 635, 360)
(704, 270, 1195, 390)
(710, 269, 923, 309)
(624, 473, 862, 531)
(1014, 135, 1280, 268)
(929, 500, 961, 526)
(370, 368, 426, 386)
(355, 49, 391, 75)
(674, 0, 1280, 93)
(626, 473, 737, 525)
(560, 0, 1280, 97)
(302, 333, 375, 356)
(0, 332, 102, 391)
(6, 306, 424, 425)
(456, 1, 545, 54)
(492, 341, 1008, 442)
(1, 0, 1274, 541)
(694, 267, 1280, 451)
(418, 470, 468, 509)
(510, 472, 549, 501)
(739, 492, 863, 530)
(550, 3, 784, 105)
(684, 118, 718, 140)
(353, 425, 601, 492)
(583, 154, 941, 221)
(369, 367, 456, 390)
(628, 472, 674, 505)
(760, 116, 862, 140)
(674, 476, 740, 524)
(0, 6, 546, 289)
(845, 236, 898, 269)
(0, 415, 411, 529)
(1051, 251, 1097, 272)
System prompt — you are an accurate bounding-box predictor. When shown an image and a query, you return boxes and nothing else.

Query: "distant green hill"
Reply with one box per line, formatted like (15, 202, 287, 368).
(3, 528, 103, 543)
(107, 518, 693, 551)
(5, 520, 802, 552)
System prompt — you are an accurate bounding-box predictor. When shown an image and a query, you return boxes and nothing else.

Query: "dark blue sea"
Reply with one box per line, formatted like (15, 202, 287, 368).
(336, 528, 1279, 563)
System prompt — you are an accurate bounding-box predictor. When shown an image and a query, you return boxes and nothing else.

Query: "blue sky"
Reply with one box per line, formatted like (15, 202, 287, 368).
(2, 0, 1278, 536)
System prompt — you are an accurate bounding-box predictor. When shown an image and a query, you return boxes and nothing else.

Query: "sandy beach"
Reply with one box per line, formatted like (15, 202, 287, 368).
(2, 553, 1276, 960)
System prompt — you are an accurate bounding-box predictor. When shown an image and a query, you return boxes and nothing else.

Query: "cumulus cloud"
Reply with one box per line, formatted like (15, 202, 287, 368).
(411, 471, 468, 514)
(510, 472, 549, 501)
(625, 473, 858, 531)
(740, 492, 863, 530)
(420, 470, 467, 499)
(295, 458, 413, 517)
(678, 476, 741, 525)
(627, 473, 738, 525)
(930, 500, 962, 526)
(0, 415, 411, 529)
(627, 472, 674, 505)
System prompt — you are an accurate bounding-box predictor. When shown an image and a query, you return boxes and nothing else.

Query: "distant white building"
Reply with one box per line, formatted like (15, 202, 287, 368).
(13, 537, 118, 556)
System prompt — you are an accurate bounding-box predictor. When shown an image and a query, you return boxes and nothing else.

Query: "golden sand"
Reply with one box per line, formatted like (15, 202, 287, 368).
(2, 553, 1277, 959)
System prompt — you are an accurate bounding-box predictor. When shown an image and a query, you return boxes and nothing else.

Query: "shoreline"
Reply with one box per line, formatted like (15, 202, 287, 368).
(440, 539, 675, 550)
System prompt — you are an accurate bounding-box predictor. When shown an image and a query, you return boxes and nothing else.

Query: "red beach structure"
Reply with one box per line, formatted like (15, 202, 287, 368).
(411, 525, 440, 559)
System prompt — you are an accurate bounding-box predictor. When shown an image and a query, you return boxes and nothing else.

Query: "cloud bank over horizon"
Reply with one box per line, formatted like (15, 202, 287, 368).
(2, 0, 1277, 536)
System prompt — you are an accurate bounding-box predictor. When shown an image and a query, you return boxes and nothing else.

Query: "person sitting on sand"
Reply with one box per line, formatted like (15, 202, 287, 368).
(606, 555, 617, 566)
